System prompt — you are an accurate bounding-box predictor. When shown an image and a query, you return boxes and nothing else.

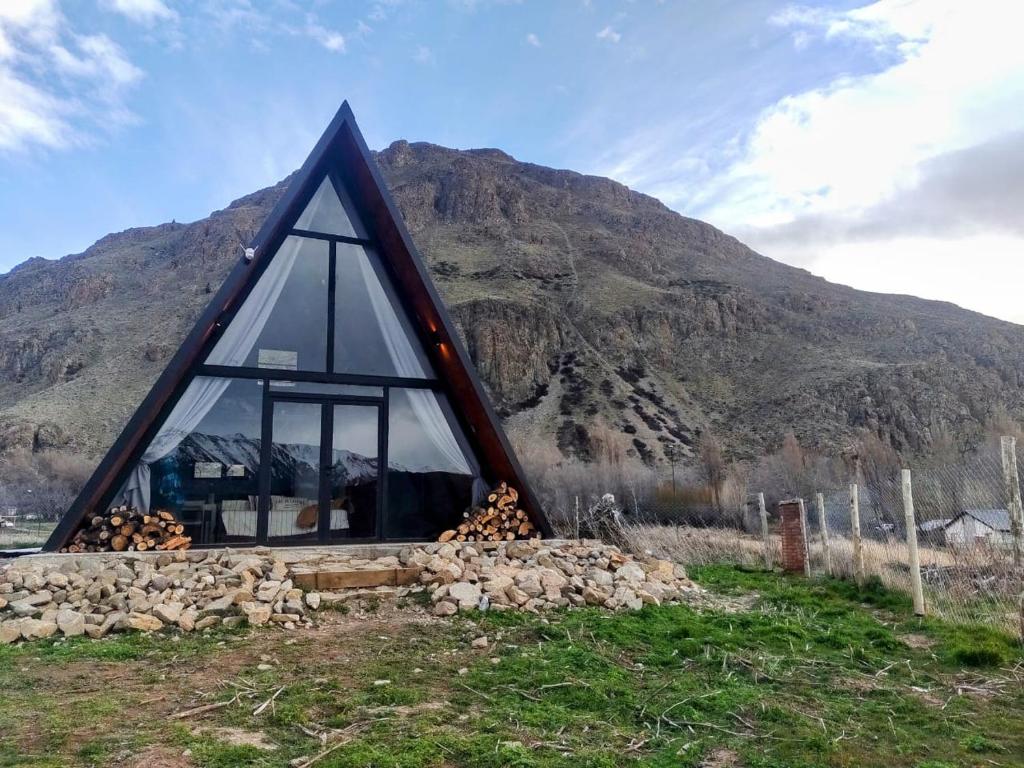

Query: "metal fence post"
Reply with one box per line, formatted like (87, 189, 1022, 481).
(758, 492, 772, 570)
(1000, 436, 1023, 568)
(901, 469, 926, 616)
(816, 492, 833, 576)
(850, 483, 865, 586)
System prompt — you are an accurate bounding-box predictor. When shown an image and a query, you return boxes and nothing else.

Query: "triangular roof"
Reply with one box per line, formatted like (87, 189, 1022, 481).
(46, 101, 550, 550)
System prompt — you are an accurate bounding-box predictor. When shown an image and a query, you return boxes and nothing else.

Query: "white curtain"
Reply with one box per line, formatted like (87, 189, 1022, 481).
(354, 249, 483, 493)
(122, 236, 304, 511)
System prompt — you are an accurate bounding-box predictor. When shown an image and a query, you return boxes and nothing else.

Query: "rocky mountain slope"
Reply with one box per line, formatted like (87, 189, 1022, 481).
(2, 140, 1023, 471)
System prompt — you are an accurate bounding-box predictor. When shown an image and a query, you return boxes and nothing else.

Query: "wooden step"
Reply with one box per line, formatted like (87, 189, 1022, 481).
(291, 566, 422, 591)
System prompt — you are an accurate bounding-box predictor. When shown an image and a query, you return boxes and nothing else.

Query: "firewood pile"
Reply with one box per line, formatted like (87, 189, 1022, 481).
(438, 482, 537, 543)
(61, 506, 192, 553)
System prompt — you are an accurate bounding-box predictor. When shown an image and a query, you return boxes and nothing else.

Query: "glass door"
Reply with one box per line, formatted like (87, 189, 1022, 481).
(259, 396, 381, 544)
(263, 399, 323, 544)
(326, 403, 381, 541)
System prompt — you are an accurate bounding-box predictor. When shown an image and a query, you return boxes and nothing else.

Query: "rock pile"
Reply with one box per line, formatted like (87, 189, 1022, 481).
(0, 550, 317, 643)
(403, 539, 701, 615)
(0, 540, 701, 644)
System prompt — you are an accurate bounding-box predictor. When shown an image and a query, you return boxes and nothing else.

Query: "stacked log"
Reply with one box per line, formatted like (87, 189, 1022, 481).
(438, 482, 538, 543)
(61, 506, 192, 553)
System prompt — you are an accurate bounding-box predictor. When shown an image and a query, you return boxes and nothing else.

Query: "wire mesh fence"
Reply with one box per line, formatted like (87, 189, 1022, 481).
(538, 438, 1024, 638)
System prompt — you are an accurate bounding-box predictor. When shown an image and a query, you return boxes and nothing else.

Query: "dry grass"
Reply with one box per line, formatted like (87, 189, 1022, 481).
(624, 523, 1024, 637)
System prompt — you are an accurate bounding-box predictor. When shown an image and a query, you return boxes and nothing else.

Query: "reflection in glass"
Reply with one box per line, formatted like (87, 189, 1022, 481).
(386, 389, 476, 539)
(329, 405, 379, 540)
(206, 236, 328, 372)
(333, 244, 434, 378)
(139, 377, 261, 545)
(267, 401, 322, 542)
(294, 176, 360, 238)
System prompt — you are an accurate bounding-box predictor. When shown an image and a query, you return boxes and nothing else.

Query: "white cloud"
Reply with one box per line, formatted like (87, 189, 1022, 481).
(525, 32, 540, 48)
(413, 44, 434, 64)
(596, 25, 621, 43)
(592, 0, 1024, 324)
(702, 0, 1024, 229)
(806, 235, 1024, 326)
(100, 0, 177, 26)
(306, 21, 345, 52)
(0, 0, 144, 152)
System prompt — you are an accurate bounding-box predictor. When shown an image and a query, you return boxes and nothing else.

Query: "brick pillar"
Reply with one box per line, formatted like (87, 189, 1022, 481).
(778, 500, 807, 574)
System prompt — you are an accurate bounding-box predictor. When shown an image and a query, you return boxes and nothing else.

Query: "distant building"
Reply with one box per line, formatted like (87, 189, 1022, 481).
(943, 509, 1013, 548)
(918, 518, 952, 546)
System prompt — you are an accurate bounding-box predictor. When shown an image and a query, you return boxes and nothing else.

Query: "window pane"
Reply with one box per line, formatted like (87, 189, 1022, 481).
(294, 176, 360, 238)
(267, 401, 321, 543)
(385, 389, 477, 539)
(263, 381, 383, 398)
(207, 236, 328, 372)
(120, 377, 261, 545)
(334, 244, 434, 378)
(329, 404, 379, 540)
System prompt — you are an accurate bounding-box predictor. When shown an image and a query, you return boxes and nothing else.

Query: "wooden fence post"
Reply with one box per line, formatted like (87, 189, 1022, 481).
(797, 498, 812, 577)
(1000, 436, 1023, 568)
(850, 483, 865, 586)
(901, 469, 926, 616)
(816, 492, 833, 576)
(758, 492, 772, 570)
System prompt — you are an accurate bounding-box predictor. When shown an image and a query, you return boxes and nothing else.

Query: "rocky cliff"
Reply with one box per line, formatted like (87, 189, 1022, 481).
(1, 141, 1022, 470)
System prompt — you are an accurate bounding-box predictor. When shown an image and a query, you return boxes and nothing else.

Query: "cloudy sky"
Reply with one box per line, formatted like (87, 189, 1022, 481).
(0, 0, 1021, 324)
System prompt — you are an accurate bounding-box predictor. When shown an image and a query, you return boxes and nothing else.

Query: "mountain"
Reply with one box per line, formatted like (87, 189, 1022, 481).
(175, 432, 380, 485)
(1, 140, 1023, 472)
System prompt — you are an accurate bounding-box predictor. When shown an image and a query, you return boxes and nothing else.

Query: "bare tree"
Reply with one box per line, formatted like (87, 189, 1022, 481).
(697, 431, 726, 514)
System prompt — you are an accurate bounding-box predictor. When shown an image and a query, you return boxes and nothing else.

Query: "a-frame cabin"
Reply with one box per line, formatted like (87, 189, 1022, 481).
(46, 102, 549, 551)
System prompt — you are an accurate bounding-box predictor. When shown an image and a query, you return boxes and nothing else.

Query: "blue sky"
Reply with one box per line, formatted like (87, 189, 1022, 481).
(1, 0, 1022, 323)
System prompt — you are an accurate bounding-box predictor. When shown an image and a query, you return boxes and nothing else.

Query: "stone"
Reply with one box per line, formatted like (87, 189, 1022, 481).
(304, 592, 321, 610)
(433, 600, 457, 617)
(582, 586, 610, 606)
(585, 567, 614, 588)
(56, 609, 86, 637)
(270, 613, 301, 624)
(195, 616, 221, 631)
(223, 616, 246, 629)
(471, 635, 488, 649)
(152, 602, 184, 624)
(46, 572, 69, 589)
(203, 593, 237, 614)
(178, 610, 197, 632)
(127, 613, 164, 632)
(515, 573, 543, 598)
(447, 582, 482, 609)
(20, 619, 58, 640)
(504, 584, 530, 606)
(84, 623, 109, 639)
(241, 602, 272, 626)
(615, 563, 646, 584)
(1, 621, 23, 644)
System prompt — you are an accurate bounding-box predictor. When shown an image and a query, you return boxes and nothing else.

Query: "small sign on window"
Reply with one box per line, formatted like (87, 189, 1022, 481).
(194, 462, 223, 479)
(258, 348, 298, 371)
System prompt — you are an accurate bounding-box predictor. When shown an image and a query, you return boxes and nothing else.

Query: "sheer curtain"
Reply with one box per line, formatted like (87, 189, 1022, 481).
(354, 249, 486, 501)
(122, 236, 304, 511)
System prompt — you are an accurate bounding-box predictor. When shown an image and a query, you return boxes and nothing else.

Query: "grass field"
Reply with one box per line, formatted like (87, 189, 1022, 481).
(0, 567, 1021, 768)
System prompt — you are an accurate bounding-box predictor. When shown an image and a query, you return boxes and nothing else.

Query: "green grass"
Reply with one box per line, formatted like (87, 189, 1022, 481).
(0, 566, 1021, 767)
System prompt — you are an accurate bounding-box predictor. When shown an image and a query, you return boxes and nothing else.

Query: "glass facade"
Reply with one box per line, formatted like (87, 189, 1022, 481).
(333, 244, 433, 378)
(206, 235, 329, 372)
(385, 389, 475, 539)
(294, 176, 361, 238)
(109, 167, 492, 547)
(142, 377, 262, 545)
